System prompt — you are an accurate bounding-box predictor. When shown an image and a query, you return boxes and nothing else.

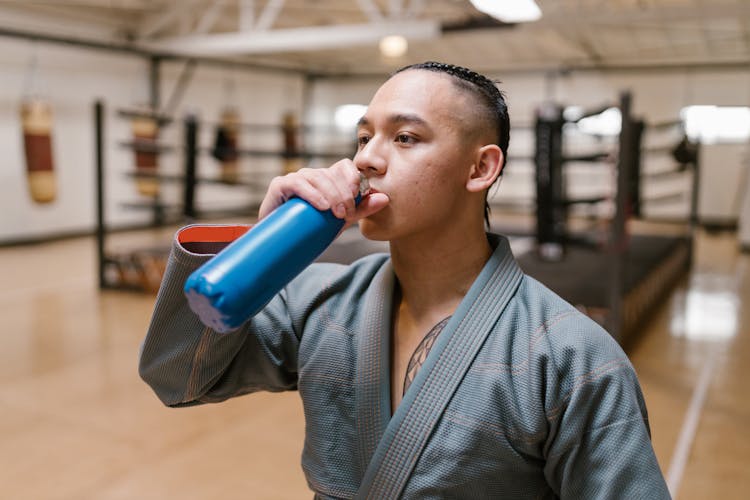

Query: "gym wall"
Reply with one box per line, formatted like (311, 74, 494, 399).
(2, 36, 749, 244)
(0, 37, 305, 245)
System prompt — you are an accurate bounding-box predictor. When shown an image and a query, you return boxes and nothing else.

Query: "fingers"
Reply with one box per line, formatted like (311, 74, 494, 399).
(258, 175, 325, 220)
(258, 160, 363, 221)
(352, 192, 390, 220)
(336, 192, 390, 233)
(301, 167, 356, 219)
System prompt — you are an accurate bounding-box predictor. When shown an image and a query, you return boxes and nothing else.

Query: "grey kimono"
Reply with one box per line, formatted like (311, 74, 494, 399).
(139, 230, 671, 499)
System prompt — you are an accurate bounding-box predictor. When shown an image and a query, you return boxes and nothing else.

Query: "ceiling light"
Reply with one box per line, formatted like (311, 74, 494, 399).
(379, 35, 408, 58)
(470, 0, 542, 23)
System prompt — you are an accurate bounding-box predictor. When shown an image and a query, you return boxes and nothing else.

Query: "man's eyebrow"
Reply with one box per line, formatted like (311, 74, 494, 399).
(357, 113, 428, 127)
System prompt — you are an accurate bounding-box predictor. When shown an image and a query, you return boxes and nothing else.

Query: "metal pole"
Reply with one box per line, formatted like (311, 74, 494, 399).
(184, 115, 198, 219)
(94, 100, 106, 289)
(607, 91, 633, 341)
(535, 102, 565, 261)
(149, 56, 166, 226)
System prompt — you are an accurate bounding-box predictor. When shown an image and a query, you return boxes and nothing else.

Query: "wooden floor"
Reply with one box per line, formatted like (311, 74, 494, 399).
(1, 226, 748, 499)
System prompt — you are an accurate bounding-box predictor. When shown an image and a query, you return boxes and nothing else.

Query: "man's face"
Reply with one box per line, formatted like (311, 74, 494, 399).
(354, 70, 480, 242)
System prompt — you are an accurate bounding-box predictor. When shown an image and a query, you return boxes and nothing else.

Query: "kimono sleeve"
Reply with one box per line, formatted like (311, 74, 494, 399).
(138, 225, 302, 407)
(542, 321, 672, 499)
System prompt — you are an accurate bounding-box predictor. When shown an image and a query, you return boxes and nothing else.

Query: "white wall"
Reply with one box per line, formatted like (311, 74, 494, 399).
(1, 38, 144, 243)
(738, 154, 750, 248)
(0, 37, 305, 244)
(698, 143, 750, 225)
(4, 40, 750, 244)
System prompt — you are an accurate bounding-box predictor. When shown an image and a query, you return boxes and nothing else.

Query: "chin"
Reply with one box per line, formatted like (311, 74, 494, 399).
(358, 218, 392, 242)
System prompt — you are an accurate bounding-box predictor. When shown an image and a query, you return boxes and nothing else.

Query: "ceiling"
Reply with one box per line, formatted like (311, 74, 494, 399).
(0, 0, 749, 76)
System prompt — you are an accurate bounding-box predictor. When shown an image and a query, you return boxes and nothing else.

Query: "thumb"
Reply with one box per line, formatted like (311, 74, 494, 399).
(339, 193, 390, 231)
(353, 192, 389, 220)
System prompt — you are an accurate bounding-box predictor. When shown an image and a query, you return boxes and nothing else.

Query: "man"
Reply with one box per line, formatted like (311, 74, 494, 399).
(140, 62, 670, 499)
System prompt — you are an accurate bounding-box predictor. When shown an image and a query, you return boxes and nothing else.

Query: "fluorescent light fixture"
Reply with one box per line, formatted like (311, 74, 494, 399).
(681, 105, 750, 144)
(379, 35, 408, 58)
(334, 104, 368, 131)
(470, 0, 542, 23)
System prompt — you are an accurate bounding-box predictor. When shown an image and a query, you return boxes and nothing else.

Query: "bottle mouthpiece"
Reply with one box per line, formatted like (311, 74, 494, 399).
(359, 173, 370, 197)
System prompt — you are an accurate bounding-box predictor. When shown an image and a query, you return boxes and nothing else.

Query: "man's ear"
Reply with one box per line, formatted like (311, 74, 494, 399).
(466, 144, 504, 193)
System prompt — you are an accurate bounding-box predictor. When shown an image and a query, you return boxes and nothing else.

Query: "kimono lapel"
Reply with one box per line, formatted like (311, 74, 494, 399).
(354, 258, 396, 479)
(356, 235, 524, 499)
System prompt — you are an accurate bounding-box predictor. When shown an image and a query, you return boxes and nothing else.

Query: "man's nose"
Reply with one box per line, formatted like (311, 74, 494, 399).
(353, 139, 387, 176)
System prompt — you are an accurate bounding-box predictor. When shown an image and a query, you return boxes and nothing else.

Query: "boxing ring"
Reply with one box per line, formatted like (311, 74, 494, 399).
(517, 234, 691, 345)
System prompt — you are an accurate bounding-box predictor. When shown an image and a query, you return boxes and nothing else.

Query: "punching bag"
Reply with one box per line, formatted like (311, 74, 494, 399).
(211, 108, 240, 183)
(282, 112, 302, 174)
(131, 112, 160, 197)
(20, 98, 56, 204)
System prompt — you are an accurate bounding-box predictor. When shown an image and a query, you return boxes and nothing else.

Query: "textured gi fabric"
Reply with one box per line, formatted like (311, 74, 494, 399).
(139, 230, 671, 500)
(357, 242, 525, 499)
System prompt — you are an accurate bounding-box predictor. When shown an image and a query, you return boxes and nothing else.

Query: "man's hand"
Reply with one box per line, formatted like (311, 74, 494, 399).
(258, 160, 389, 225)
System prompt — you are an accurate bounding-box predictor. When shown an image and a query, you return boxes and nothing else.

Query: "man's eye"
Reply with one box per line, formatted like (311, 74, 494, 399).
(357, 135, 370, 146)
(396, 134, 414, 144)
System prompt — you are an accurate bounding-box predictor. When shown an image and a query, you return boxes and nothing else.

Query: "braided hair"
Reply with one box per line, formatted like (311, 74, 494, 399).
(393, 61, 510, 228)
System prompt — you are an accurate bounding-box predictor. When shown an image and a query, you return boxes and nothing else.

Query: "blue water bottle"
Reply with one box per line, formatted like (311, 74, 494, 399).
(184, 175, 369, 333)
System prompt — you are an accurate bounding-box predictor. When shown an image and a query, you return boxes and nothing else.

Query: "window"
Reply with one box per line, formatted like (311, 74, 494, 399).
(681, 105, 750, 144)
(334, 104, 368, 131)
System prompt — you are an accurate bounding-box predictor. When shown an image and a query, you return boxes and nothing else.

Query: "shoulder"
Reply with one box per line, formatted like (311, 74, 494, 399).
(488, 274, 646, 430)
(513, 274, 625, 357)
(503, 274, 634, 394)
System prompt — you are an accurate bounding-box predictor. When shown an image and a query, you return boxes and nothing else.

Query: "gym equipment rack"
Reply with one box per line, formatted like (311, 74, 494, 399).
(94, 100, 353, 292)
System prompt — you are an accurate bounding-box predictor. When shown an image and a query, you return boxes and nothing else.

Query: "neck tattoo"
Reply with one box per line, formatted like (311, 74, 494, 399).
(402, 316, 452, 395)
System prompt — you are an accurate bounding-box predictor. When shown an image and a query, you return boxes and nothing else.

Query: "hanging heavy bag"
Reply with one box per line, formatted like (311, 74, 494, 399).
(21, 98, 56, 204)
(131, 113, 160, 197)
(211, 108, 240, 183)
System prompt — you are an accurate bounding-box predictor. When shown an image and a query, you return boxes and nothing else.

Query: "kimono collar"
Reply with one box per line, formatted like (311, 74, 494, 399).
(354, 234, 524, 492)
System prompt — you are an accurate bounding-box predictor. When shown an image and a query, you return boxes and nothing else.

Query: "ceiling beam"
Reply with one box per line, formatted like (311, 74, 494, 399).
(138, 5, 182, 38)
(239, 0, 255, 31)
(356, 0, 385, 23)
(404, 0, 425, 18)
(194, 0, 229, 34)
(0, 5, 118, 40)
(388, 0, 404, 17)
(139, 20, 440, 56)
(0, 25, 306, 74)
(308, 56, 750, 80)
(254, 0, 285, 31)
